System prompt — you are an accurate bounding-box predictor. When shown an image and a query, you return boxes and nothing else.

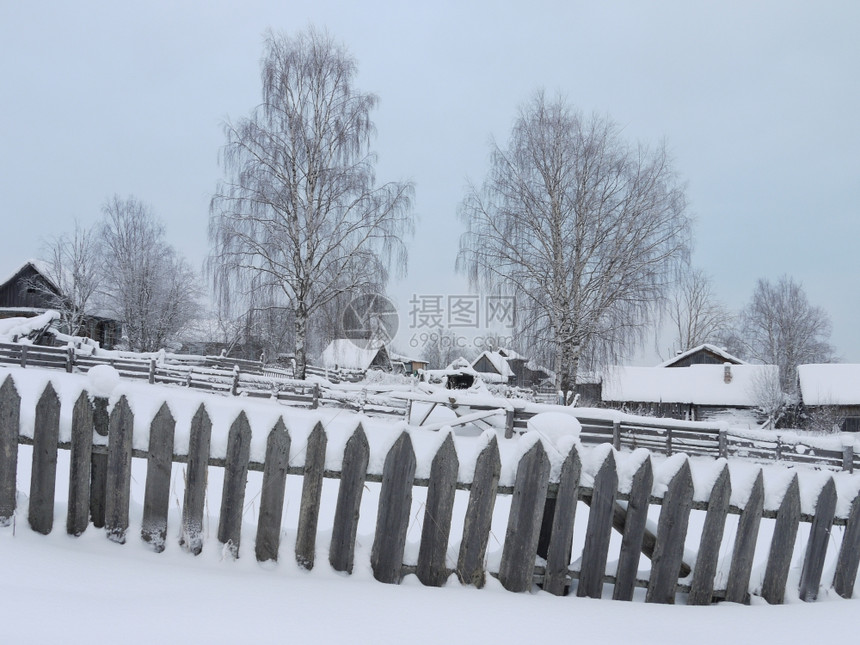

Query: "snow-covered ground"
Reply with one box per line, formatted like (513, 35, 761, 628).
(2, 365, 859, 643)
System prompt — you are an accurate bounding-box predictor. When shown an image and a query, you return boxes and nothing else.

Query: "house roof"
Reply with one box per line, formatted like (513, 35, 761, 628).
(656, 343, 746, 368)
(0, 260, 62, 296)
(602, 363, 777, 406)
(320, 339, 389, 371)
(472, 350, 515, 378)
(798, 364, 860, 406)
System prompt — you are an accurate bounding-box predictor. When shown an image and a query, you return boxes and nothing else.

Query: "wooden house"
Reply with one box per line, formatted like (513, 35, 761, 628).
(658, 343, 745, 368)
(797, 364, 860, 432)
(320, 339, 392, 372)
(0, 261, 121, 349)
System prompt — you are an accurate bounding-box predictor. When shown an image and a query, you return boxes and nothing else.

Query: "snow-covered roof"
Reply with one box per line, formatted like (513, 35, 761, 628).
(497, 347, 525, 361)
(0, 310, 60, 341)
(472, 350, 515, 378)
(0, 259, 61, 293)
(798, 364, 860, 406)
(602, 363, 778, 406)
(657, 343, 746, 368)
(320, 339, 388, 371)
(389, 353, 427, 365)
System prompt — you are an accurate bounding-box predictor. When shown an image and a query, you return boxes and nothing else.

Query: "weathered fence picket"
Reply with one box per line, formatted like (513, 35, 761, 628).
(761, 475, 801, 604)
(104, 396, 133, 543)
(799, 478, 837, 602)
(577, 450, 617, 599)
(295, 422, 327, 569)
(499, 441, 551, 592)
(725, 470, 764, 603)
(255, 418, 290, 563)
(646, 460, 694, 604)
(89, 396, 109, 528)
(180, 404, 212, 555)
(29, 383, 60, 535)
(0, 376, 20, 525)
(141, 403, 175, 551)
(543, 445, 581, 596)
(833, 493, 860, 599)
(688, 464, 731, 605)
(329, 426, 369, 574)
(457, 436, 501, 588)
(67, 392, 93, 536)
(218, 412, 252, 558)
(371, 432, 416, 584)
(613, 456, 653, 601)
(417, 433, 459, 587)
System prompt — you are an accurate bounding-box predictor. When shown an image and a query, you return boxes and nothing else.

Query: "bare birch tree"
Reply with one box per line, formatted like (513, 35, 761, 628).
(458, 92, 691, 398)
(33, 222, 102, 336)
(737, 275, 834, 393)
(667, 268, 733, 352)
(209, 28, 413, 379)
(99, 195, 200, 352)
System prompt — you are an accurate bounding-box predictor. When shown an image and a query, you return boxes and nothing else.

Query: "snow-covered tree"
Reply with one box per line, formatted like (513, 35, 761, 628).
(209, 27, 413, 379)
(667, 268, 733, 352)
(458, 92, 691, 398)
(99, 195, 200, 352)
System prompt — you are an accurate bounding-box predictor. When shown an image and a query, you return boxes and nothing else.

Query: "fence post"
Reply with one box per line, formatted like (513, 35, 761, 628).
(665, 427, 673, 456)
(612, 420, 621, 450)
(719, 429, 728, 458)
(20, 344, 28, 368)
(311, 383, 319, 409)
(66, 345, 74, 373)
(842, 444, 854, 473)
(231, 366, 240, 396)
(775, 436, 783, 462)
(504, 409, 515, 439)
(148, 358, 156, 384)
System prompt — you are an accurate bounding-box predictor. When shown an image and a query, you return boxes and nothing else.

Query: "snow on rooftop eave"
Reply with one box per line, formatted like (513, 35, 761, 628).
(656, 343, 747, 368)
(798, 363, 860, 406)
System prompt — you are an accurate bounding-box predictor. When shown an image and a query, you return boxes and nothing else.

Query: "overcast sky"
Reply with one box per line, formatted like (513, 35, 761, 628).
(1, 1, 858, 362)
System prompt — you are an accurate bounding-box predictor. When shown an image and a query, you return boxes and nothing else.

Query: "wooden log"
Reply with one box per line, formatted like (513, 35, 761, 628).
(646, 459, 694, 604)
(544, 445, 582, 596)
(255, 418, 290, 562)
(372, 432, 417, 584)
(499, 440, 551, 593)
(417, 433, 459, 587)
(725, 470, 765, 603)
(67, 391, 93, 536)
(28, 382, 61, 535)
(218, 411, 252, 558)
(90, 397, 109, 528)
(613, 456, 654, 601)
(577, 450, 618, 599)
(833, 491, 860, 599)
(180, 404, 212, 555)
(457, 436, 501, 588)
(295, 422, 327, 569)
(329, 425, 370, 574)
(104, 396, 133, 543)
(799, 477, 837, 601)
(761, 475, 801, 604)
(0, 375, 20, 526)
(688, 464, 731, 605)
(141, 403, 175, 551)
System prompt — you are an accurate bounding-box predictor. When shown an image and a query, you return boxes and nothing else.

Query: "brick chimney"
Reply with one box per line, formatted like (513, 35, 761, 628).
(724, 363, 732, 384)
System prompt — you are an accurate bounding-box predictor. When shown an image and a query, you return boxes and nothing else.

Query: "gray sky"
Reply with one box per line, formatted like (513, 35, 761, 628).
(2, 1, 858, 361)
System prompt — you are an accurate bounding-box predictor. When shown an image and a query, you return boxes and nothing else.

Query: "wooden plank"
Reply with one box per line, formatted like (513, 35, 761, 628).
(725, 469, 764, 603)
(66, 391, 93, 536)
(28, 382, 61, 535)
(295, 422, 327, 569)
(104, 396, 134, 543)
(0, 375, 20, 526)
(89, 397, 109, 529)
(543, 445, 582, 596)
(457, 436, 501, 588)
(799, 477, 837, 602)
(499, 440, 551, 593)
(141, 403, 175, 552)
(371, 432, 417, 584)
(329, 425, 370, 574)
(613, 456, 654, 601)
(417, 433, 459, 587)
(688, 464, 731, 605)
(577, 450, 618, 599)
(646, 459, 694, 604)
(761, 475, 801, 604)
(180, 404, 212, 555)
(218, 411, 252, 558)
(255, 418, 290, 562)
(833, 490, 860, 598)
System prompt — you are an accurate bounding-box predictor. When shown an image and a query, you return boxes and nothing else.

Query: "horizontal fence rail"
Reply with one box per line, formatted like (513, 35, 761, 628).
(2, 374, 860, 605)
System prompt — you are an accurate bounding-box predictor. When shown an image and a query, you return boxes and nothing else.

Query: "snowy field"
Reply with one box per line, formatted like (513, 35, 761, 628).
(2, 365, 859, 643)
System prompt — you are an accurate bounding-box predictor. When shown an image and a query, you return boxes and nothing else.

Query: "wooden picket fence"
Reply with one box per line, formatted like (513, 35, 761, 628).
(1, 374, 859, 604)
